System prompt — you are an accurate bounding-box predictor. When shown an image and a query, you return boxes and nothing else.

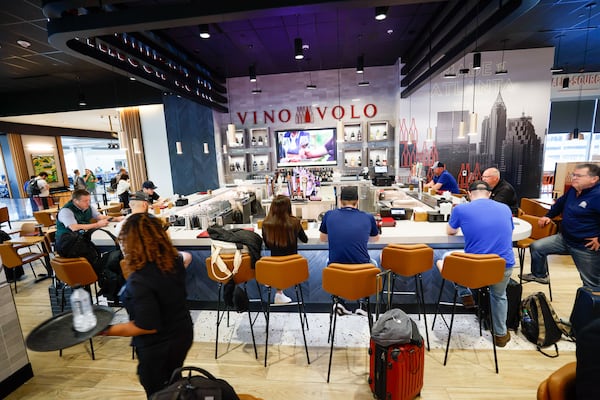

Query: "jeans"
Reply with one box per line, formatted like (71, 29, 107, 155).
(530, 232, 600, 288)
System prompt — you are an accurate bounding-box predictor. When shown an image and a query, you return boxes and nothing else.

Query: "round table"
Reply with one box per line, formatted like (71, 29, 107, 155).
(26, 305, 114, 352)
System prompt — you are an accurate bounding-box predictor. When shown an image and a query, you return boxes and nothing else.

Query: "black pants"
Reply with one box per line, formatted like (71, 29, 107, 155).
(135, 326, 193, 398)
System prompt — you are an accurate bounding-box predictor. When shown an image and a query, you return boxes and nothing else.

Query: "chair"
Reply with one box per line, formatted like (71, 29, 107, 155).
(537, 361, 576, 400)
(10, 222, 43, 252)
(322, 262, 383, 383)
(0, 206, 11, 229)
(33, 210, 56, 228)
(433, 252, 506, 373)
(204, 253, 259, 360)
(104, 203, 123, 217)
(381, 243, 433, 350)
(0, 243, 47, 292)
(516, 214, 558, 300)
(255, 254, 310, 367)
(519, 198, 550, 218)
(50, 256, 100, 359)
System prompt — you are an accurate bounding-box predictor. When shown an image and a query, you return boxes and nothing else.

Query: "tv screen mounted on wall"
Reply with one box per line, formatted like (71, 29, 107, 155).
(275, 128, 337, 168)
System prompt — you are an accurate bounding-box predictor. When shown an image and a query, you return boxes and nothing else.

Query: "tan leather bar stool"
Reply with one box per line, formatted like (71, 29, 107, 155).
(432, 252, 506, 373)
(255, 254, 310, 367)
(322, 262, 383, 383)
(50, 256, 99, 359)
(381, 243, 433, 351)
(516, 213, 557, 300)
(205, 253, 259, 360)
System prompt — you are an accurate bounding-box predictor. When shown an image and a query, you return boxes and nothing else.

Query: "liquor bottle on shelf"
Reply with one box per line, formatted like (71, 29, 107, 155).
(350, 131, 356, 141)
(252, 160, 258, 171)
(258, 136, 264, 146)
(251, 136, 257, 146)
(350, 156, 356, 167)
(259, 160, 265, 170)
(235, 162, 241, 171)
(357, 130, 362, 141)
(375, 155, 381, 166)
(358, 156, 362, 167)
(383, 131, 388, 140)
(369, 159, 374, 167)
(344, 158, 348, 167)
(375, 129, 381, 140)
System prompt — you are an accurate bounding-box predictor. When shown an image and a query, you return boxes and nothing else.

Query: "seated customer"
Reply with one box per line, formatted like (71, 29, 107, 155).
(142, 180, 167, 206)
(319, 186, 380, 315)
(261, 194, 308, 304)
(481, 167, 518, 215)
(424, 161, 460, 194)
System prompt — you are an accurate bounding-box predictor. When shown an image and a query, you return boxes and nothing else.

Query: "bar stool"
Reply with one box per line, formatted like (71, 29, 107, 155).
(516, 213, 557, 300)
(205, 253, 259, 360)
(432, 252, 506, 373)
(255, 254, 310, 367)
(381, 243, 433, 351)
(322, 262, 383, 383)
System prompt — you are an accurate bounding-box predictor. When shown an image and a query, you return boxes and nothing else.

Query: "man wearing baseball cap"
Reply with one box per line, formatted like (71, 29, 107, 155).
(142, 180, 166, 206)
(437, 180, 515, 347)
(424, 161, 460, 194)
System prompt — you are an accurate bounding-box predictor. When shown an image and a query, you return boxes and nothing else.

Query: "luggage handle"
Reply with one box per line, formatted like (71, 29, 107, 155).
(168, 366, 217, 385)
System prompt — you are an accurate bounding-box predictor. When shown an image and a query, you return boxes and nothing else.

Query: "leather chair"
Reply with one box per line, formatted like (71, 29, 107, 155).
(432, 252, 506, 373)
(0, 206, 11, 229)
(205, 253, 259, 360)
(519, 198, 550, 218)
(255, 254, 310, 367)
(537, 361, 576, 400)
(33, 210, 56, 228)
(0, 242, 48, 292)
(50, 256, 100, 359)
(381, 243, 433, 350)
(517, 213, 558, 300)
(322, 262, 383, 382)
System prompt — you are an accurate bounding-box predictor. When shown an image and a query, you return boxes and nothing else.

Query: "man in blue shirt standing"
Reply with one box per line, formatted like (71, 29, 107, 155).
(522, 163, 600, 288)
(424, 161, 460, 194)
(439, 180, 515, 347)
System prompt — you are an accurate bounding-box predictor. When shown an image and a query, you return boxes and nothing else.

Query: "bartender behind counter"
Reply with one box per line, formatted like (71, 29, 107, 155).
(424, 161, 460, 194)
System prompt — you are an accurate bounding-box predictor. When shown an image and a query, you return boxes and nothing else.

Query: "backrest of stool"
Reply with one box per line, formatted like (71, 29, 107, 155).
(519, 214, 558, 241)
(322, 263, 382, 301)
(51, 256, 98, 287)
(256, 254, 308, 289)
(442, 253, 505, 289)
(205, 253, 254, 284)
(381, 244, 434, 276)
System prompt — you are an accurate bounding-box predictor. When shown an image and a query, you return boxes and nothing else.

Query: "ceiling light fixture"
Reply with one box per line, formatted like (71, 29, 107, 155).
(571, 2, 594, 140)
(249, 65, 256, 82)
(473, 52, 481, 70)
(17, 39, 31, 48)
(495, 39, 508, 75)
(306, 71, 316, 89)
(78, 93, 87, 107)
(375, 6, 388, 21)
(358, 80, 370, 87)
(252, 88, 262, 94)
(444, 72, 457, 78)
(550, 34, 564, 73)
(458, 67, 466, 139)
(199, 24, 210, 39)
(294, 38, 304, 60)
(356, 55, 364, 74)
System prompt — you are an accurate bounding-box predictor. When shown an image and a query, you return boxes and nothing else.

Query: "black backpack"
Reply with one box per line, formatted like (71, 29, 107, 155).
(28, 178, 41, 196)
(520, 292, 572, 357)
(150, 366, 240, 400)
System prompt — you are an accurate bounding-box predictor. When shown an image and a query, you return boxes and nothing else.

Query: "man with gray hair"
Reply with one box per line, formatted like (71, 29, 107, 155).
(481, 167, 518, 215)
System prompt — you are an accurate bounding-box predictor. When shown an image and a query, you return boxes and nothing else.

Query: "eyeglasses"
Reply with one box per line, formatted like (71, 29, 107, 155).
(481, 175, 493, 179)
(571, 173, 589, 179)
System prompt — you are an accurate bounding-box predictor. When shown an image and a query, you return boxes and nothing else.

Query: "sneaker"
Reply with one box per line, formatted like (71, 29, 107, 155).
(274, 292, 292, 304)
(461, 294, 476, 309)
(520, 273, 549, 284)
(354, 308, 368, 316)
(494, 331, 511, 347)
(333, 303, 352, 316)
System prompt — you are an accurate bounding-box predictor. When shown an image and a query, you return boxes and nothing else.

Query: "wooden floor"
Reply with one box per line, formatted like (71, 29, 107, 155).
(7, 251, 580, 399)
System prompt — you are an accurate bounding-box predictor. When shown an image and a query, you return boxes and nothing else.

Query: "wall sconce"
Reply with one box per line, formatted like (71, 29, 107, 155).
(176, 141, 183, 154)
(203, 143, 209, 154)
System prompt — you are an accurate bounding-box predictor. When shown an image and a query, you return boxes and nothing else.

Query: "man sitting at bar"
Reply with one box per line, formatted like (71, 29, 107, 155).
(437, 180, 515, 347)
(424, 161, 460, 194)
(481, 167, 518, 215)
(142, 180, 167, 206)
(319, 186, 380, 315)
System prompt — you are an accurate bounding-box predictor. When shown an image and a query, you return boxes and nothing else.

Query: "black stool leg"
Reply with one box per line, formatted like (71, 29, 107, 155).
(486, 287, 499, 374)
(432, 279, 446, 329)
(264, 286, 272, 367)
(244, 283, 258, 360)
(443, 288, 458, 366)
(327, 297, 339, 383)
(294, 284, 310, 365)
(89, 338, 95, 360)
(416, 274, 430, 351)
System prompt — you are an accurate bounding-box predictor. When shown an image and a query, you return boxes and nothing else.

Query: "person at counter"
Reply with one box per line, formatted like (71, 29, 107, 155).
(55, 189, 124, 257)
(142, 180, 167, 206)
(424, 161, 460, 194)
(34, 171, 51, 210)
(481, 167, 518, 215)
(261, 194, 308, 304)
(438, 180, 515, 347)
(99, 213, 193, 398)
(522, 163, 600, 288)
(319, 186, 380, 315)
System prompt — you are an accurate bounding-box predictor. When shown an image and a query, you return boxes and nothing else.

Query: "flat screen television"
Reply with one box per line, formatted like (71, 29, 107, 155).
(275, 128, 337, 168)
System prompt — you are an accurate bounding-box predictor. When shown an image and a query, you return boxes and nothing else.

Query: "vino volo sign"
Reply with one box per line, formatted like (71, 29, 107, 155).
(234, 104, 378, 126)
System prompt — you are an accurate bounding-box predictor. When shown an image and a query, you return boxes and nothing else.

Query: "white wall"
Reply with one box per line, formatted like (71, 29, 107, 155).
(139, 104, 174, 197)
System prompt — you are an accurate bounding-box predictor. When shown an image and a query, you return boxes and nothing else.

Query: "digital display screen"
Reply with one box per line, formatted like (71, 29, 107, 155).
(391, 208, 406, 215)
(374, 166, 388, 174)
(275, 128, 337, 167)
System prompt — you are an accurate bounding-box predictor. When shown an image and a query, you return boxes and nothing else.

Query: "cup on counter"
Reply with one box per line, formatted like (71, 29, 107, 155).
(301, 220, 308, 230)
(429, 188, 437, 195)
(153, 205, 161, 215)
(257, 219, 264, 229)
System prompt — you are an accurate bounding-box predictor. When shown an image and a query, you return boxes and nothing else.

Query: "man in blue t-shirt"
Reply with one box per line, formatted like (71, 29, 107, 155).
(319, 186, 380, 315)
(424, 161, 460, 194)
(437, 180, 515, 347)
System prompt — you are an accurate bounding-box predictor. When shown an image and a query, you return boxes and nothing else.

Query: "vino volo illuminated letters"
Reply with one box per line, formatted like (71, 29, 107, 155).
(235, 104, 378, 125)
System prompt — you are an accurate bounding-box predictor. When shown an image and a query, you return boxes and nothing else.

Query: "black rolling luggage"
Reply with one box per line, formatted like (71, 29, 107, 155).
(570, 286, 600, 338)
(150, 366, 240, 400)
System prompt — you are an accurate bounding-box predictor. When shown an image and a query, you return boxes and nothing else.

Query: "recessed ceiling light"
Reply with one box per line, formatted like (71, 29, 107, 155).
(17, 39, 31, 48)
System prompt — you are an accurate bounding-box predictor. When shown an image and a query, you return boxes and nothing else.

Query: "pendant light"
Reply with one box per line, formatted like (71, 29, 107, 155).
(495, 39, 508, 75)
(426, 29, 433, 141)
(550, 34, 564, 73)
(335, 10, 344, 143)
(468, 69, 478, 136)
(570, 3, 593, 141)
(458, 68, 468, 139)
(226, 77, 235, 148)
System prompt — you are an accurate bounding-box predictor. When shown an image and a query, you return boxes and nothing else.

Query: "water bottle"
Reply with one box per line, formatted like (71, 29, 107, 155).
(70, 285, 97, 332)
(522, 308, 532, 324)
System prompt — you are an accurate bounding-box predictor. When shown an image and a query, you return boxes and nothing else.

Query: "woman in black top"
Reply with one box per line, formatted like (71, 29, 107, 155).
(261, 195, 308, 303)
(100, 213, 193, 398)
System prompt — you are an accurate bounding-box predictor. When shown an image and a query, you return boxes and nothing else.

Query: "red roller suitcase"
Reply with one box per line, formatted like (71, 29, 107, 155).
(368, 338, 424, 400)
